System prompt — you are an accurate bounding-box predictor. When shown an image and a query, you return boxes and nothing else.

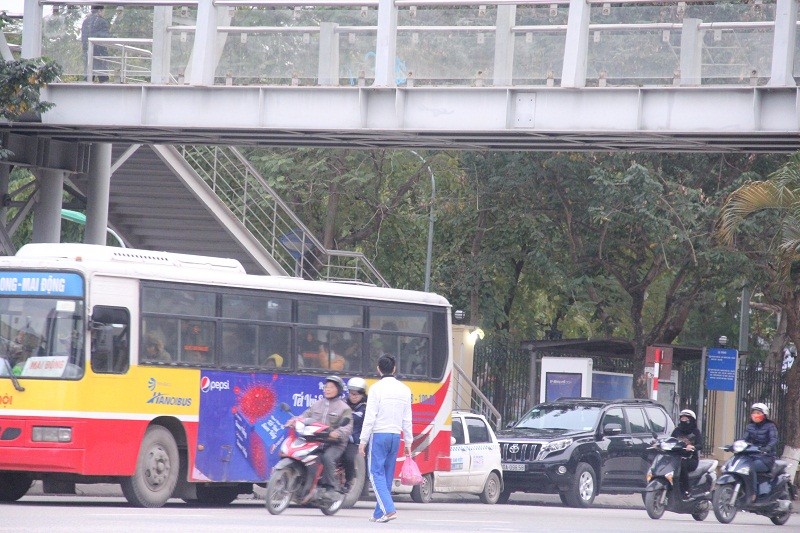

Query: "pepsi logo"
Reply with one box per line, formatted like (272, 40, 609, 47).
(200, 376, 231, 393)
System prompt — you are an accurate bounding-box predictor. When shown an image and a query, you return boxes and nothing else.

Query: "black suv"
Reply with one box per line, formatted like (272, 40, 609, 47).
(496, 398, 674, 507)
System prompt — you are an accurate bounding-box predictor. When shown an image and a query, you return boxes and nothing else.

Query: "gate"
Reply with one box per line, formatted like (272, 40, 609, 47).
(473, 339, 531, 425)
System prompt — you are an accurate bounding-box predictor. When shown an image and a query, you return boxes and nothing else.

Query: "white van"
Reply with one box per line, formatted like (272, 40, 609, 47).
(393, 411, 503, 504)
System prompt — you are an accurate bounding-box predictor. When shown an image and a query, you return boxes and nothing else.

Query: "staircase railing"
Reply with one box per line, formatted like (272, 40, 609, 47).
(452, 362, 502, 431)
(178, 145, 388, 287)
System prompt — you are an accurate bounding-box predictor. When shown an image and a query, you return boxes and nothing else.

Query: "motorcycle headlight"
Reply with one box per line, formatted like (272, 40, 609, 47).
(732, 440, 748, 453)
(537, 438, 573, 460)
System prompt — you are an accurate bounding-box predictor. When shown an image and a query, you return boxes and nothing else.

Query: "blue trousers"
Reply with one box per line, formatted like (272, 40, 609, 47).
(368, 433, 400, 518)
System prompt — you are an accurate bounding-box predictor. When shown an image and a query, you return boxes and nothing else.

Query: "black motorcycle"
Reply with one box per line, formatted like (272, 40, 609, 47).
(644, 437, 716, 521)
(712, 440, 794, 525)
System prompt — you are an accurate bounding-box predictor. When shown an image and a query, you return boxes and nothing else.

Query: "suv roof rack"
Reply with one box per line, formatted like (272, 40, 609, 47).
(550, 397, 658, 404)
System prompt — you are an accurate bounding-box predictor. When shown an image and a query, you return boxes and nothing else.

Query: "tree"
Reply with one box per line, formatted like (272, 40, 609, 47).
(0, 12, 61, 159)
(718, 152, 800, 483)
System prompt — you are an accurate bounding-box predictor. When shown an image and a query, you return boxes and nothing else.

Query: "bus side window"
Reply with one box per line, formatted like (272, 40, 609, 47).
(91, 306, 130, 374)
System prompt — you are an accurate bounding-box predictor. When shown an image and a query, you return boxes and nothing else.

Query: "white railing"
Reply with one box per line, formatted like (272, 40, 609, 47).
(87, 37, 156, 83)
(178, 145, 389, 286)
(20, 0, 795, 88)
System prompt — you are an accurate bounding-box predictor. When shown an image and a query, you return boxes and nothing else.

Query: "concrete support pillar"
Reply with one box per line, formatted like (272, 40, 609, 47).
(768, 0, 798, 87)
(189, 0, 218, 85)
(31, 169, 64, 243)
(21, 0, 43, 59)
(84, 143, 112, 245)
(151, 7, 173, 84)
(374, 0, 398, 87)
(680, 19, 703, 86)
(493, 5, 517, 86)
(452, 324, 475, 411)
(318, 23, 340, 86)
(561, 0, 591, 88)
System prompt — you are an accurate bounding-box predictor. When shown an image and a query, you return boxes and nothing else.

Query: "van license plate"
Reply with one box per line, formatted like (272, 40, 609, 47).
(502, 463, 525, 472)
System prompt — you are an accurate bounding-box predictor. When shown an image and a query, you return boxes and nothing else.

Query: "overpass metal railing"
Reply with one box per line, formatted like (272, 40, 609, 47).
(21, 0, 798, 88)
(453, 362, 502, 431)
(177, 145, 389, 287)
(86, 38, 158, 83)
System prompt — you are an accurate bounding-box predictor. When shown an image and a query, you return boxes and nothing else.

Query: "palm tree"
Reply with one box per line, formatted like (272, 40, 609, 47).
(718, 153, 800, 487)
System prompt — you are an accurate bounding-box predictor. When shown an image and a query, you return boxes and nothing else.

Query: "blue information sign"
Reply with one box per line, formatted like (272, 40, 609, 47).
(0, 272, 84, 297)
(706, 347, 738, 391)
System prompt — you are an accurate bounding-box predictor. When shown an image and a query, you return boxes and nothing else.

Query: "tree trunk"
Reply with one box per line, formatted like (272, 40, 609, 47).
(323, 182, 338, 250)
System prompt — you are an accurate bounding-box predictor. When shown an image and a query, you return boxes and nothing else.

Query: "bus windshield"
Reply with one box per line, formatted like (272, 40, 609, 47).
(0, 296, 85, 379)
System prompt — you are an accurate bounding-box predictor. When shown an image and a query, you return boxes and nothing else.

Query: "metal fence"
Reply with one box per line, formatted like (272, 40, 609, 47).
(736, 362, 787, 453)
(472, 339, 789, 457)
(473, 339, 531, 426)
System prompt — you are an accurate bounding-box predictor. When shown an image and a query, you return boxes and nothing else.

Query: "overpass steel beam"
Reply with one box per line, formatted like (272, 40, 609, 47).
(561, 0, 590, 88)
(374, 0, 399, 87)
(37, 84, 800, 142)
(769, 0, 799, 87)
(0, 133, 90, 173)
(21, 0, 42, 59)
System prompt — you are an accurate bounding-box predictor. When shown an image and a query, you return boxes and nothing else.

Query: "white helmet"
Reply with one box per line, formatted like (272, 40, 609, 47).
(751, 402, 770, 417)
(679, 409, 696, 421)
(347, 377, 367, 394)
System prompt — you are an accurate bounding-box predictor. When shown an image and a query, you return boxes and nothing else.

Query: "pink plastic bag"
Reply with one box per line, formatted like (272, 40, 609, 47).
(400, 457, 423, 485)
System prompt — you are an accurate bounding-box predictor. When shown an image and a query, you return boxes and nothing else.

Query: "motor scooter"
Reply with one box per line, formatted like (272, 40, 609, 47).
(643, 437, 717, 521)
(712, 440, 794, 525)
(265, 404, 350, 516)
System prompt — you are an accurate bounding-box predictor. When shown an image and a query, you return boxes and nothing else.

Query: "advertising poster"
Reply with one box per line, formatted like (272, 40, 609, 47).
(545, 372, 582, 401)
(193, 371, 328, 482)
(591, 371, 633, 400)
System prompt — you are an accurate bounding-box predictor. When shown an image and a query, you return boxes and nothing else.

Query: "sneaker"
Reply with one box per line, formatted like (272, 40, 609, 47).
(375, 512, 397, 523)
(368, 516, 382, 523)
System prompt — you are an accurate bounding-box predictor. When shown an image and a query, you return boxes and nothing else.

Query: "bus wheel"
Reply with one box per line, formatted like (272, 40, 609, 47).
(342, 453, 366, 509)
(0, 472, 32, 502)
(121, 426, 179, 508)
(194, 484, 242, 506)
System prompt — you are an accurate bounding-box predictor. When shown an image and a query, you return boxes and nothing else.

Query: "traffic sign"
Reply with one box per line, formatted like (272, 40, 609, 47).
(706, 347, 738, 391)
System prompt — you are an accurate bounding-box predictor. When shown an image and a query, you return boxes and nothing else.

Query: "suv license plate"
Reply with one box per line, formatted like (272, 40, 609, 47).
(502, 463, 525, 472)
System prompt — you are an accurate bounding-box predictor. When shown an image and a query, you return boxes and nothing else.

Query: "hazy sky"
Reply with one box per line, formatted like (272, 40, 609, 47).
(4, 1, 25, 16)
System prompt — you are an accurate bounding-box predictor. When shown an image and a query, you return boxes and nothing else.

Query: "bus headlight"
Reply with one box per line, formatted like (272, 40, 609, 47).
(32, 426, 72, 443)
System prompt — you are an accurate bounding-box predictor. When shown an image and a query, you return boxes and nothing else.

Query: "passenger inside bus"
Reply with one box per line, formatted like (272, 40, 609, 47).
(318, 342, 346, 371)
(182, 321, 213, 364)
(264, 353, 284, 369)
(143, 330, 172, 363)
(222, 326, 256, 366)
(10, 328, 41, 374)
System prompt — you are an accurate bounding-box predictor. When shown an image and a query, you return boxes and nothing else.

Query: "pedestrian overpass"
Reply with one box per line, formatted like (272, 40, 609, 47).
(3, 0, 800, 279)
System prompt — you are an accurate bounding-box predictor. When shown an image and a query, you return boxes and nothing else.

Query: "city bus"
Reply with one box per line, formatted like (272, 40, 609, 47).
(0, 243, 453, 507)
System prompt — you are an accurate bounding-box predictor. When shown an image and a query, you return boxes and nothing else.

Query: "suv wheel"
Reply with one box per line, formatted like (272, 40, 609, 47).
(564, 463, 596, 508)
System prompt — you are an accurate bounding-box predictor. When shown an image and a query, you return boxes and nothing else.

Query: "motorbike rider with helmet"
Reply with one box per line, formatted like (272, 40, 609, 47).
(740, 402, 779, 500)
(342, 376, 369, 492)
(670, 408, 703, 498)
(288, 375, 353, 494)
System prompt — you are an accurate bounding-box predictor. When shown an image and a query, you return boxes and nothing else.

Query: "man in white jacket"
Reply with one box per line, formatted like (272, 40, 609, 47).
(358, 354, 413, 523)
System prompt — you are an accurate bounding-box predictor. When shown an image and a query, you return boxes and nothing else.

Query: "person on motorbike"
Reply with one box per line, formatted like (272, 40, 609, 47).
(342, 376, 368, 493)
(288, 375, 353, 494)
(740, 402, 778, 501)
(670, 408, 703, 498)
